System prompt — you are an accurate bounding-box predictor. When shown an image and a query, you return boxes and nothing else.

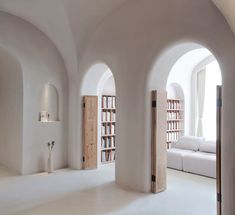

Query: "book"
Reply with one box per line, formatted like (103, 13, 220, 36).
(112, 97, 116, 108)
(107, 111, 111, 121)
(107, 97, 112, 108)
(103, 97, 107, 108)
(111, 124, 115, 134)
(103, 112, 107, 122)
(102, 125, 106, 135)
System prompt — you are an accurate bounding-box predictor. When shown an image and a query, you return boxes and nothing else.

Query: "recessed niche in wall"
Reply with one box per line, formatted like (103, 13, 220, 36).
(39, 83, 59, 122)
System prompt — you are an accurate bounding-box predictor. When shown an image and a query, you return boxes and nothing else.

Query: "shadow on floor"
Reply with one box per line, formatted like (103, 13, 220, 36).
(9, 181, 146, 215)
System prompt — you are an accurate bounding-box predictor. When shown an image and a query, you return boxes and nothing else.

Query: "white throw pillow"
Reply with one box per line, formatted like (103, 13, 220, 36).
(199, 141, 216, 153)
(175, 136, 205, 151)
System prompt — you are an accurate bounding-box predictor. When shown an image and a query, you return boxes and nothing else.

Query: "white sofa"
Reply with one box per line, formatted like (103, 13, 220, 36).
(167, 136, 216, 178)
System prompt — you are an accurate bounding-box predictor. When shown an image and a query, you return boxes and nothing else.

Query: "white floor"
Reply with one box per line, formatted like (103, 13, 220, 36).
(0, 164, 216, 215)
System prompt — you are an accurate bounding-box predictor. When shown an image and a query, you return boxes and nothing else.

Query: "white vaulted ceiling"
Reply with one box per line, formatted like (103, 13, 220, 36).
(0, 0, 127, 79)
(212, 0, 235, 34)
(0, 0, 234, 78)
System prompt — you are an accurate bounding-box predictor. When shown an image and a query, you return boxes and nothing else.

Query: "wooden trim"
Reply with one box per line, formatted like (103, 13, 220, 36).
(102, 134, 116, 137)
(216, 86, 222, 215)
(151, 90, 167, 193)
(82, 96, 98, 169)
(151, 91, 157, 193)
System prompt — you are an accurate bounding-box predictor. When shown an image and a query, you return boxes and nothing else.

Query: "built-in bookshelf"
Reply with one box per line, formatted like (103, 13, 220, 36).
(101, 95, 116, 163)
(166, 99, 184, 149)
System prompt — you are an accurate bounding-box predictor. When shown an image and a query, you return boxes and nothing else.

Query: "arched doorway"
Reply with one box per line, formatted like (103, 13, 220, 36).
(147, 42, 222, 214)
(81, 63, 116, 171)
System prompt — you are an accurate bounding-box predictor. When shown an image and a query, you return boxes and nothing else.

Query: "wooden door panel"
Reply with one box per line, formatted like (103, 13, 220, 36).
(216, 86, 222, 215)
(151, 90, 167, 193)
(83, 96, 98, 169)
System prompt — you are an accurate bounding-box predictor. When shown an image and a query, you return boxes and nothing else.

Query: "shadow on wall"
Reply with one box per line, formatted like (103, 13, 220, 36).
(167, 83, 184, 100)
(0, 46, 23, 174)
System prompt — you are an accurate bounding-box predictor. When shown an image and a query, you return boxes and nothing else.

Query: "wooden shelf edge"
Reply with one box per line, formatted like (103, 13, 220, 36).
(166, 129, 184, 132)
(38, 120, 60, 123)
(101, 147, 115, 150)
(167, 119, 183, 121)
(101, 160, 115, 164)
(167, 109, 184, 111)
(102, 134, 116, 137)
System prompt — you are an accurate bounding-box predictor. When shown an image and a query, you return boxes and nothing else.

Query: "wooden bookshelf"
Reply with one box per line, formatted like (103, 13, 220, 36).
(166, 99, 184, 149)
(101, 95, 116, 164)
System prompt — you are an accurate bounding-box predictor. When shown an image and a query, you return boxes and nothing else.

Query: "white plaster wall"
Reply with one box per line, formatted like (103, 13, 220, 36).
(167, 84, 180, 99)
(0, 12, 68, 175)
(102, 76, 116, 95)
(0, 48, 23, 173)
(74, 1, 235, 214)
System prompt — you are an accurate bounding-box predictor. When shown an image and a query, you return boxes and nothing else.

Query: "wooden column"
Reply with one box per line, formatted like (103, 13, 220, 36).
(216, 86, 222, 215)
(83, 96, 98, 169)
(151, 90, 167, 193)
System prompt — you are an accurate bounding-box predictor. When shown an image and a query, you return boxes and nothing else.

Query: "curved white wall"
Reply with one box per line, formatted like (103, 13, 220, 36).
(73, 1, 235, 213)
(101, 76, 116, 95)
(167, 83, 184, 100)
(0, 12, 68, 175)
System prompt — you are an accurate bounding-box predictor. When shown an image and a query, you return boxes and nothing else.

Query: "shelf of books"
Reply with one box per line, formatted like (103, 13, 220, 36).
(101, 95, 116, 163)
(167, 99, 184, 149)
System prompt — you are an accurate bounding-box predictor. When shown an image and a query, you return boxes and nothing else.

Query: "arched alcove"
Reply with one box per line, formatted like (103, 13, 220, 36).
(81, 63, 116, 166)
(167, 83, 184, 100)
(0, 12, 68, 175)
(0, 46, 23, 174)
(39, 83, 59, 122)
(81, 63, 113, 96)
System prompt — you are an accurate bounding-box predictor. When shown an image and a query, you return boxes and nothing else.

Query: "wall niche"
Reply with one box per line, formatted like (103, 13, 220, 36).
(39, 83, 59, 122)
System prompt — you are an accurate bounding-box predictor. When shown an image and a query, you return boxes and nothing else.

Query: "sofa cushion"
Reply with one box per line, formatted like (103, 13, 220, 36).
(183, 151, 216, 178)
(174, 136, 205, 151)
(167, 148, 194, 170)
(199, 141, 216, 154)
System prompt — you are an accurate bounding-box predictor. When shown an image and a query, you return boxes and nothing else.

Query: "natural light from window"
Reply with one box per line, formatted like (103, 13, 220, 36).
(202, 60, 222, 141)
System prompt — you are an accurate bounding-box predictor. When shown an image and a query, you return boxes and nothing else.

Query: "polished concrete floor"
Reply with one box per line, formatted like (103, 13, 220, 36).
(0, 164, 216, 215)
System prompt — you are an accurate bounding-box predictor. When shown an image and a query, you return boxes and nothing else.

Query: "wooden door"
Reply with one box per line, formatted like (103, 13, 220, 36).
(216, 86, 222, 215)
(83, 96, 98, 169)
(151, 90, 167, 193)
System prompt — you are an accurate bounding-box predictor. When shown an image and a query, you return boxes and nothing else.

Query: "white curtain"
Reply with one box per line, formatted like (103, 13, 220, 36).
(197, 68, 206, 137)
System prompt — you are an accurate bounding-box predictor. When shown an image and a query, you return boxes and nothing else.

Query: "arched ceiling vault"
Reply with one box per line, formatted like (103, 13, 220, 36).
(0, 0, 127, 80)
(0, 0, 233, 79)
(212, 0, 235, 35)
